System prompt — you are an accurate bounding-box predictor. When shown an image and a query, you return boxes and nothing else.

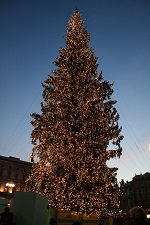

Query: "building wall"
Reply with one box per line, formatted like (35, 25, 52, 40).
(120, 172, 150, 214)
(132, 173, 150, 209)
(0, 155, 32, 200)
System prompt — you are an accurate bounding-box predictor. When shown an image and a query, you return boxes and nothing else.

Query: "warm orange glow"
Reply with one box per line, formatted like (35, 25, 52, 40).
(0, 187, 4, 192)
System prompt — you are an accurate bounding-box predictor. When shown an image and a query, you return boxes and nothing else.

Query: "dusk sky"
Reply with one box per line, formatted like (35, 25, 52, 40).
(0, 0, 150, 182)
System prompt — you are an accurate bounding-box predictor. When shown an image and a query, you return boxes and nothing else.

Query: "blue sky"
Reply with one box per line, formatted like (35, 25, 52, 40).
(0, 0, 150, 182)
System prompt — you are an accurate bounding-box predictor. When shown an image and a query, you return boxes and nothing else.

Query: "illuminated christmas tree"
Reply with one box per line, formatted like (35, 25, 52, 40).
(26, 8, 123, 216)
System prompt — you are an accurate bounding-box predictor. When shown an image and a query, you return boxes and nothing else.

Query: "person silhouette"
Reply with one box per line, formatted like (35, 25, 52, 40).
(0, 206, 13, 225)
(72, 221, 81, 225)
(49, 218, 57, 225)
(129, 206, 148, 225)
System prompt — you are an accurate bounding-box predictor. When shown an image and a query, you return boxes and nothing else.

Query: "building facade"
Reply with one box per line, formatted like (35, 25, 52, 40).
(120, 172, 150, 214)
(0, 155, 32, 201)
(1, 155, 150, 216)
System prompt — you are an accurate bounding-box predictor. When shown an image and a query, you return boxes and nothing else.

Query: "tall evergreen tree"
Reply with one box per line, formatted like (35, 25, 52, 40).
(26, 9, 123, 216)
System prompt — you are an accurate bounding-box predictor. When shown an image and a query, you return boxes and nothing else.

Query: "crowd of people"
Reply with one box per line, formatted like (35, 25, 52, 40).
(113, 206, 150, 225)
(49, 206, 150, 225)
(0, 205, 149, 225)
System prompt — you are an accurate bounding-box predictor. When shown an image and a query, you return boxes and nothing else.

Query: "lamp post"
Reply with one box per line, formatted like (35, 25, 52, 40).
(5, 183, 15, 204)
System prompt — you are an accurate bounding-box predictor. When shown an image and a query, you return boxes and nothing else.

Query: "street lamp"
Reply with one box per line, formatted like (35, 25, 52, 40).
(5, 183, 15, 204)
(6, 183, 15, 189)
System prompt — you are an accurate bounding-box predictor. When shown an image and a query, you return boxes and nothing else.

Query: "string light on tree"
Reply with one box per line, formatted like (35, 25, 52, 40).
(25, 8, 123, 217)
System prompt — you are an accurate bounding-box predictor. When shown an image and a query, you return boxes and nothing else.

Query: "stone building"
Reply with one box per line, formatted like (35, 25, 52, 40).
(120, 172, 150, 214)
(0, 155, 32, 201)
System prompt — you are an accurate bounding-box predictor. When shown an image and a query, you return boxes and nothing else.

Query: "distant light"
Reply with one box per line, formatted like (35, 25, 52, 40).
(6, 183, 15, 187)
